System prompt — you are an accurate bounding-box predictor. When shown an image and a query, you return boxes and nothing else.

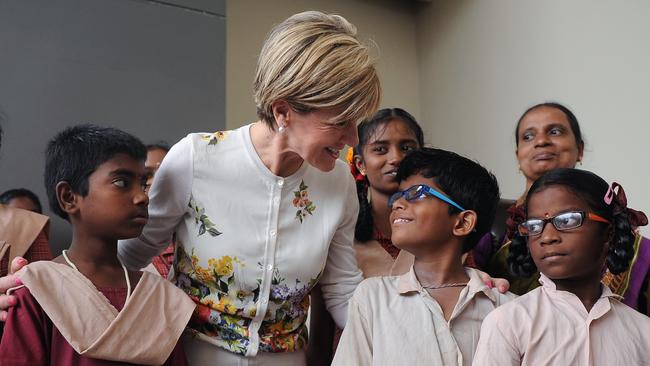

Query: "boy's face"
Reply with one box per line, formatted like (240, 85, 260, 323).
(389, 174, 457, 253)
(75, 153, 149, 240)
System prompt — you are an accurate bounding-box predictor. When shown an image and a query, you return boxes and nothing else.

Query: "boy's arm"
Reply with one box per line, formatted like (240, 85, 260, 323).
(118, 136, 193, 269)
(471, 309, 520, 366)
(0, 287, 49, 365)
(331, 294, 373, 365)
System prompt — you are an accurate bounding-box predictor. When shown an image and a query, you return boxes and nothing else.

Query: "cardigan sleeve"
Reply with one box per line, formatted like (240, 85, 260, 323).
(118, 136, 193, 270)
(318, 173, 363, 328)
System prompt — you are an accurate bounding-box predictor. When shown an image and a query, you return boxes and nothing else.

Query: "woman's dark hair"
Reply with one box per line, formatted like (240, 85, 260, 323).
(354, 108, 424, 241)
(508, 168, 636, 277)
(0, 188, 43, 213)
(515, 102, 584, 149)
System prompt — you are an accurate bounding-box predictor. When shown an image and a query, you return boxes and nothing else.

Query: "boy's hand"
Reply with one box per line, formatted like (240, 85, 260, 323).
(0, 257, 28, 321)
(477, 269, 510, 294)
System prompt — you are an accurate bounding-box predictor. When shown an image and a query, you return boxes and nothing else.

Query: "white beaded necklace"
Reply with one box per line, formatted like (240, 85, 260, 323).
(62, 249, 131, 303)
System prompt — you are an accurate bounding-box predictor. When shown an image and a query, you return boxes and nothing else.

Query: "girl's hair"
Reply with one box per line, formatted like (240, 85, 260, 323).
(254, 11, 381, 130)
(508, 168, 637, 277)
(514, 102, 584, 149)
(353, 108, 424, 241)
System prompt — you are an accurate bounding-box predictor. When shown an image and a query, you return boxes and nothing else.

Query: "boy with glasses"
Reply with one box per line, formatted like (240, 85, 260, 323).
(333, 148, 514, 366)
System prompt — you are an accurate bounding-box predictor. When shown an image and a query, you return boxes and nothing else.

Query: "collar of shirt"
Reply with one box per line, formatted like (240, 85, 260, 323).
(397, 266, 497, 303)
(539, 272, 622, 321)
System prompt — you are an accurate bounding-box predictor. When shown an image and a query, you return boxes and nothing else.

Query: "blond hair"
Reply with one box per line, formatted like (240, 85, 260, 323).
(254, 11, 381, 129)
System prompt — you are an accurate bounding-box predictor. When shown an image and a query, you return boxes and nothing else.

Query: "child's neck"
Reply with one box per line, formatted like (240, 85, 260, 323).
(552, 273, 603, 312)
(413, 246, 468, 286)
(57, 227, 129, 288)
(412, 242, 468, 321)
(369, 187, 392, 238)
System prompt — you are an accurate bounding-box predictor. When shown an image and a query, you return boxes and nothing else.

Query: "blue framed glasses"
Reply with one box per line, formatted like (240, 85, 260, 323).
(388, 184, 466, 211)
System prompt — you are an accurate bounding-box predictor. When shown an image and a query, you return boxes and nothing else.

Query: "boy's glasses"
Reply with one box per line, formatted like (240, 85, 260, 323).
(388, 184, 466, 211)
(518, 210, 610, 237)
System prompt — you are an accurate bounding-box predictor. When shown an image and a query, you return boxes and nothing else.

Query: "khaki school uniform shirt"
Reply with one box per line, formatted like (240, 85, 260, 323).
(332, 267, 515, 366)
(472, 273, 650, 366)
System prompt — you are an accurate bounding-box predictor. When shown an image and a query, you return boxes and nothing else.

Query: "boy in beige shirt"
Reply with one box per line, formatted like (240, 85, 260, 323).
(333, 148, 515, 366)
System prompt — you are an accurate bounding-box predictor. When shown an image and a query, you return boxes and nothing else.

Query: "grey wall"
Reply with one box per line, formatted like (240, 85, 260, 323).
(0, 0, 226, 254)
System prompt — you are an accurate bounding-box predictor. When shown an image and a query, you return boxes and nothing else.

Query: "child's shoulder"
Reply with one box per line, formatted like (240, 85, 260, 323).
(352, 275, 401, 303)
(464, 267, 518, 305)
(484, 285, 543, 321)
(610, 297, 650, 325)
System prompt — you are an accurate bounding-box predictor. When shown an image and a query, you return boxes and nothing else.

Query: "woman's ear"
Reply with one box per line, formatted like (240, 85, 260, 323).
(271, 100, 291, 130)
(577, 141, 585, 163)
(453, 210, 478, 237)
(354, 155, 366, 176)
(56, 181, 79, 216)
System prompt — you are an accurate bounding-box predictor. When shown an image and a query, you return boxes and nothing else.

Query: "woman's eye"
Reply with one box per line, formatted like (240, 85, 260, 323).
(549, 127, 563, 136)
(402, 144, 416, 152)
(522, 132, 534, 142)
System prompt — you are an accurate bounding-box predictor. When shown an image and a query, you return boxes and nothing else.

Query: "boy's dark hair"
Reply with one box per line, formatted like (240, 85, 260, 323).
(395, 147, 500, 253)
(508, 168, 636, 277)
(44, 124, 147, 220)
(354, 108, 425, 241)
(146, 142, 170, 153)
(0, 188, 43, 213)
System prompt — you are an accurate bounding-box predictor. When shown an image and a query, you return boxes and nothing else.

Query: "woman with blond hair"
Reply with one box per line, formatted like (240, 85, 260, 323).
(122, 11, 379, 365)
(1, 10, 380, 366)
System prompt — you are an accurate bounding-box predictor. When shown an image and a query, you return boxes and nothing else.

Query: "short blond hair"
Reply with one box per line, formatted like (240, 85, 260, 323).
(254, 11, 381, 129)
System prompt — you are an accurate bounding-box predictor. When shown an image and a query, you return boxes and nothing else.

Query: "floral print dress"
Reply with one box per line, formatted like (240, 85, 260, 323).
(118, 124, 362, 358)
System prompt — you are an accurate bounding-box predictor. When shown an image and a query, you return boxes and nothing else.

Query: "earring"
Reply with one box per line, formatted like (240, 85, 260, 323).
(360, 168, 366, 176)
(278, 125, 286, 133)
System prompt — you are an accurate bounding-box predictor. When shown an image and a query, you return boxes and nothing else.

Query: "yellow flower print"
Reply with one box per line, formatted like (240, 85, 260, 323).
(202, 130, 231, 145)
(215, 256, 234, 277)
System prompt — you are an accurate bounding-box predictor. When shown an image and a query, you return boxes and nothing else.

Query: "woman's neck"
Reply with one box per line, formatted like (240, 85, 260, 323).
(249, 121, 304, 177)
(369, 187, 392, 238)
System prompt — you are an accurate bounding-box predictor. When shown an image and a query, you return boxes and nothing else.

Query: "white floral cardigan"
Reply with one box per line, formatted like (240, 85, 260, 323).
(118, 124, 362, 356)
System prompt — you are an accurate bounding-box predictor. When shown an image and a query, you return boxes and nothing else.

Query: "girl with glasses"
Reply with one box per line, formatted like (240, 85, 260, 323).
(475, 102, 650, 316)
(473, 168, 650, 365)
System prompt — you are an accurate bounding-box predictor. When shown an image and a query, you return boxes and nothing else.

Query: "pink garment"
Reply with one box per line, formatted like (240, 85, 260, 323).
(0, 285, 188, 366)
(473, 273, 650, 366)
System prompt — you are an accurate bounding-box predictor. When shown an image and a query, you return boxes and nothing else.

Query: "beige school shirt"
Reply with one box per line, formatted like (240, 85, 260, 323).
(332, 266, 515, 366)
(472, 273, 650, 366)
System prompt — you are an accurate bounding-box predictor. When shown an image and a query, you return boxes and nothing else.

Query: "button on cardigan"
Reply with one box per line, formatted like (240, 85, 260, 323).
(119, 124, 363, 356)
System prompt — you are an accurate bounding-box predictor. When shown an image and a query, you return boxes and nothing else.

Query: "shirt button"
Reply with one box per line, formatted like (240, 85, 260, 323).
(270, 230, 276, 237)
(277, 179, 284, 187)
(267, 264, 273, 271)
(262, 298, 268, 305)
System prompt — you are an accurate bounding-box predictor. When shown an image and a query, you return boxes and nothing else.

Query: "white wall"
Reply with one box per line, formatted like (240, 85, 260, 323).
(227, 1, 650, 232)
(226, 0, 420, 130)
(416, 1, 650, 233)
